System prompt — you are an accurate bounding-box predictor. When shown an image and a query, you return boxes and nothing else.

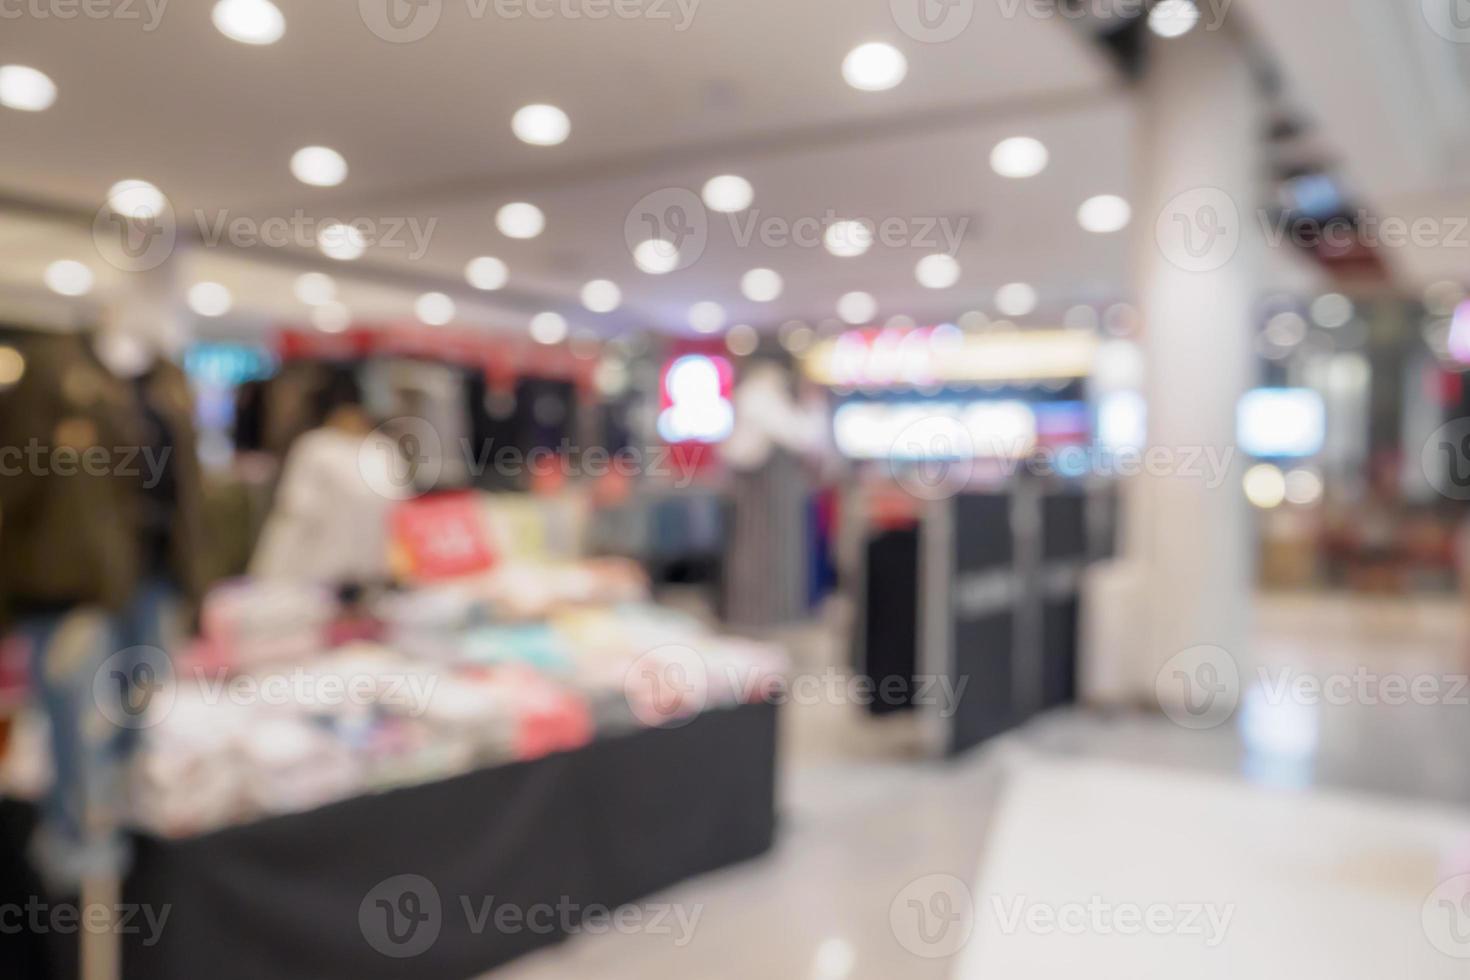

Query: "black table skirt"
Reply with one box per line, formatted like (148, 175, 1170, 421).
(1, 700, 779, 980)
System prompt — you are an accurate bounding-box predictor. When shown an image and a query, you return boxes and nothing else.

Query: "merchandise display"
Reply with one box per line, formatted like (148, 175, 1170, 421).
(2, 490, 785, 841)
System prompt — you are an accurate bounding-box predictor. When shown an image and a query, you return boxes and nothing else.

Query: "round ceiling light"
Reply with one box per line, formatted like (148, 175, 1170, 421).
(725, 324, 759, 356)
(312, 302, 351, 333)
(44, 260, 94, 297)
(740, 268, 783, 302)
(465, 256, 508, 290)
(290, 146, 348, 187)
(496, 202, 545, 239)
(318, 222, 366, 260)
(842, 42, 907, 92)
(915, 254, 961, 289)
(511, 104, 571, 146)
(989, 137, 1048, 179)
(581, 279, 622, 313)
(212, 0, 285, 45)
(1149, 0, 1200, 38)
(106, 180, 165, 220)
(530, 311, 568, 345)
(188, 282, 233, 318)
(702, 175, 753, 213)
(415, 292, 456, 326)
(824, 220, 873, 258)
(995, 282, 1038, 317)
(837, 291, 877, 325)
(0, 65, 57, 112)
(633, 239, 680, 274)
(1078, 195, 1132, 234)
(689, 301, 727, 334)
(293, 272, 336, 305)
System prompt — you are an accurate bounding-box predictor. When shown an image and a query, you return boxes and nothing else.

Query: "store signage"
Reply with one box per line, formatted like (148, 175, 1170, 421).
(803, 326, 1097, 387)
(391, 491, 497, 579)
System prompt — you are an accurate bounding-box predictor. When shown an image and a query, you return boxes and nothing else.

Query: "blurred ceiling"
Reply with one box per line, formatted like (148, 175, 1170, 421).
(0, 0, 1141, 336)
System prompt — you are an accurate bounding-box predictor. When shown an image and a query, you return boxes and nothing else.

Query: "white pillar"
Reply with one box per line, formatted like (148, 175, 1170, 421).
(1125, 21, 1263, 696)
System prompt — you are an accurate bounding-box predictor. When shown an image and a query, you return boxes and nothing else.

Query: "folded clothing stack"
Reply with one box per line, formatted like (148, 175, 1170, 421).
(199, 579, 336, 667)
(373, 584, 488, 661)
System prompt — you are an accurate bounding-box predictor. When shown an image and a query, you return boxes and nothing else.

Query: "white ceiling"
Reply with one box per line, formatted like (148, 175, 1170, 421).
(1237, 0, 1470, 291)
(0, 0, 1139, 336)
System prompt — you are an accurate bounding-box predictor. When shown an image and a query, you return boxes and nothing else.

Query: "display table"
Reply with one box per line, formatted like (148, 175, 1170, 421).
(0, 700, 779, 980)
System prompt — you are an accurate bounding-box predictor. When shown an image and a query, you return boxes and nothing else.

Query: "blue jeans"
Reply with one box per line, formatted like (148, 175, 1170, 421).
(20, 579, 173, 890)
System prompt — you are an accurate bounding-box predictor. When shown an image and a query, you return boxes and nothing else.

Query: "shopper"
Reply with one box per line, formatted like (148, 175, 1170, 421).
(250, 376, 396, 588)
(0, 321, 205, 892)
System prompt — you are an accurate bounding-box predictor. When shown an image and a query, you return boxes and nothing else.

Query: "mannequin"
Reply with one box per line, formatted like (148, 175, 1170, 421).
(721, 361, 829, 630)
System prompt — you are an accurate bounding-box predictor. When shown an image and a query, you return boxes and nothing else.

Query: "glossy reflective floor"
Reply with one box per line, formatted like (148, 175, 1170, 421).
(489, 593, 1470, 978)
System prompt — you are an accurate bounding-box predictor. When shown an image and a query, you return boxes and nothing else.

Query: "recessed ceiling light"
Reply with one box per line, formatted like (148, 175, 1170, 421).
(689, 301, 726, 334)
(633, 239, 679, 274)
(312, 302, 351, 333)
(496, 202, 545, 239)
(824, 220, 873, 258)
(995, 282, 1037, 317)
(741, 268, 783, 302)
(1311, 292, 1353, 328)
(0, 65, 57, 112)
(915, 254, 961, 289)
(290, 146, 348, 187)
(212, 0, 285, 45)
(465, 256, 508, 290)
(1148, 0, 1200, 38)
(188, 282, 233, 318)
(990, 136, 1048, 178)
(837, 291, 877, 325)
(702, 175, 753, 213)
(725, 324, 759, 356)
(318, 222, 366, 260)
(530, 311, 568, 345)
(294, 272, 336, 305)
(581, 279, 622, 313)
(1077, 194, 1132, 233)
(842, 42, 907, 92)
(44, 260, 94, 297)
(106, 180, 165, 220)
(511, 104, 571, 146)
(415, 291, 455, 326)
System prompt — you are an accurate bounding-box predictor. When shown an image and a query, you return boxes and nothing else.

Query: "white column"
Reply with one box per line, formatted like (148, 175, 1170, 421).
(1125, 21, 1263, 696)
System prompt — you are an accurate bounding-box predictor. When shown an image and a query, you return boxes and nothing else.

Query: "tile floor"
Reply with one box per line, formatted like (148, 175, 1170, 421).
(489, 593, 1470, 978)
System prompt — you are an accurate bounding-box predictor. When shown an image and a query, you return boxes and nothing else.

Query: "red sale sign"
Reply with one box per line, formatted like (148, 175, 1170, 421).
(390, 491, 497, 580)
